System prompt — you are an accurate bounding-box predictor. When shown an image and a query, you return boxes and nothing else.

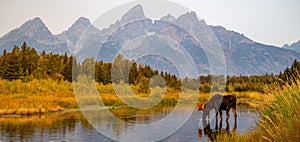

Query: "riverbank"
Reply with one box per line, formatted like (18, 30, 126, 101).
(0, 94, 76, 115)
(0, 77, 265, 115)
(0, 92, 263, 115)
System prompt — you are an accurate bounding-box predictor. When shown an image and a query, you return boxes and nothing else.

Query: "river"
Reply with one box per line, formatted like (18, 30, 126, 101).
(0, 106, 259, 142)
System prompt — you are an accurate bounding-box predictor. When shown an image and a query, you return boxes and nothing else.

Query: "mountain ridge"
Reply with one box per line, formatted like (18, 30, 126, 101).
(0, 5, 299, 76)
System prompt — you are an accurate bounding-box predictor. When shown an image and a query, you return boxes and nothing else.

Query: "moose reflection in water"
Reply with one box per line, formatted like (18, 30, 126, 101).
(198, 117, 237, 141)
(198, 94, 238, 141)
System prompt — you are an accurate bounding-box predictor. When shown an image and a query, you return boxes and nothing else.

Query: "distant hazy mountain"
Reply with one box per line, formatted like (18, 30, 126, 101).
(211, 26, 300, 75)
(56, 17, 100, 54)
(283, 40, 300, 53)
(0, 17, 68, 54)
(1, 4, 299, 76)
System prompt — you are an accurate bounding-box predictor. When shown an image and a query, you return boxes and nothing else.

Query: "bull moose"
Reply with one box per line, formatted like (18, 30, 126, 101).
(198, 94, 237, 121)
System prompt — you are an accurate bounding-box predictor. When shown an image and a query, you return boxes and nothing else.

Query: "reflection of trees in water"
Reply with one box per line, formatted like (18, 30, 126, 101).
(109, 106, 174, 124)
(0, 112, 90, 141)
(83, 106, 175, 137)
(83, 109, 131, 138)
(1, 107, 194, 141)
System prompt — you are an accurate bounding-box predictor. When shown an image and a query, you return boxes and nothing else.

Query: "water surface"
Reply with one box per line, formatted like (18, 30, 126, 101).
(0, 107, 258, 141)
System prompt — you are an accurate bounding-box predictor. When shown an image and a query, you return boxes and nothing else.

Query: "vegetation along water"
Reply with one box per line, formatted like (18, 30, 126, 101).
(0, 43, 300, 141)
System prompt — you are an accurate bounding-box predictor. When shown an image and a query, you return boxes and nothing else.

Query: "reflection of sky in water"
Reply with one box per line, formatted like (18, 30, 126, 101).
(201, 108, 259, 133)
(0, 107, 258, 142)
(161, 107, 259, 142)
(87, 107, 194, 142)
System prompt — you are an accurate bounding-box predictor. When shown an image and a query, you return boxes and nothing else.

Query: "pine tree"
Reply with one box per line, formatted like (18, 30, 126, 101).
(137, 76, 150, 94)
(95, 61, 103, 83)
(0, 49, 7, 78)
(101, 63, 112, 85)
(129, 61, 138, 84)
(62, 56, 73, 82)
(21, 42, 29, 76)
(28, 48, 39, 75)
(4, 47, 23, 80)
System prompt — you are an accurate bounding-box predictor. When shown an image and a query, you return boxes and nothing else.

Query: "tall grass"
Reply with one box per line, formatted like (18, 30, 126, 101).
(258, 81, 300, 141)
(0, 78, 266, 115)
(0, 79, 197, 114)
(0, 78, 73, 96)
(0, 78, 76, 114)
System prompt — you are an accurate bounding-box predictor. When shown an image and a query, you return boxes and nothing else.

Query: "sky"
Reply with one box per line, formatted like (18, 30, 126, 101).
(0, 0, 299, 47)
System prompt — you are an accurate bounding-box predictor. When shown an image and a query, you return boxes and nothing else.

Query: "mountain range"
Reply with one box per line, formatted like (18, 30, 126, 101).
(283, 40, 300, 53)
(0, 4, 299, 76)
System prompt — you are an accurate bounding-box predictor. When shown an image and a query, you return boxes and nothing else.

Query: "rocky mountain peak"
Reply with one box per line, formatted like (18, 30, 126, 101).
(70, 17, 91, 30)
(176, 12, 199, 25)
(19, 17, 51, 36)
(59, 17, 91, 36)
(160, 14, 176, 22)
(57, 17, 97, 54)
(283, 40, 300, 53)
(282, 44, 290, 48)
(120, 4, 146, 25)
(32, 17, 44, 24)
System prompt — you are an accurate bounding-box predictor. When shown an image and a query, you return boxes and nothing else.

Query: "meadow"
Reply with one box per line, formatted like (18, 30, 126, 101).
(0, 78, 263, 115)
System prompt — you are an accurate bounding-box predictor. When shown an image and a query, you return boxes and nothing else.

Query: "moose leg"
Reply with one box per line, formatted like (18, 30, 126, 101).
(219, 117, 223, 130)
(226, 109, 230, 121)
(215, 111, 218, 125)
(232, 105, 237, 118)
(215, 110, 221, 130)
(219, 110, 223, 120)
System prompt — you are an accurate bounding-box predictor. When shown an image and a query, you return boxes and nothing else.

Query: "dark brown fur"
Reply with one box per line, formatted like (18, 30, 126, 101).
(199, 94, 237, 121)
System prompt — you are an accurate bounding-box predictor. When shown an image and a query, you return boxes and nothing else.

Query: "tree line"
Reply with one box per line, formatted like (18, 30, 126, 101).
(0, 42, 73, 82)
(0, 42, 181, 93)
(0, 42, 299, 93)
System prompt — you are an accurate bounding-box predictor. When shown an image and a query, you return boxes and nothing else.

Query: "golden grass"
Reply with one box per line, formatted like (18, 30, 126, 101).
(0, 78, 267, 115)
(0, 78, 76, 114)
(0, 94, 77, 115)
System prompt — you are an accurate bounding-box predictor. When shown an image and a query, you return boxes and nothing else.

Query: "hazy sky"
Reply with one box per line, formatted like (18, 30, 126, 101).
(0, 0, 299, 47)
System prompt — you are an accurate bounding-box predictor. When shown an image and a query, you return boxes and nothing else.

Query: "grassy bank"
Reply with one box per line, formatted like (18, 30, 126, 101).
(0, 78, 264, 115)
(0, 79, 188, 114)
(0, 78, 76, 114)
(215, 82, 300, 141)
